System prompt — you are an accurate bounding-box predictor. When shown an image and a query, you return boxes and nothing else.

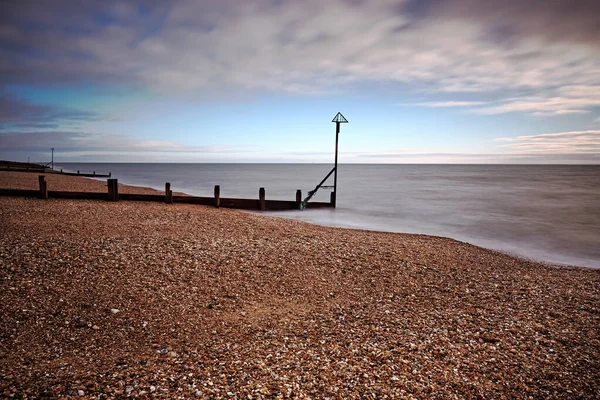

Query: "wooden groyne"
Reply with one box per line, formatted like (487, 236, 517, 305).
(0, 176, 333, 211)
(0, 161, 111, 178)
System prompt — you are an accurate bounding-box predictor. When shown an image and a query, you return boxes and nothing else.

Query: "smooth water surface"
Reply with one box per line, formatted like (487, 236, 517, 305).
(56, 163, 600, 268)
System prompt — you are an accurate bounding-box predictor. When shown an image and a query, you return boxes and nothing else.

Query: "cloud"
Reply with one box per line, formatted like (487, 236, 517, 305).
(0, 92, 99, 128)
(404, 0, 600, 46)
(349, 150, 599, 164)
(474, 87, 600, 115)
(411, 101, 485, 107)
(494, 130, 600, 154)
(1, 0, 598, 99)
(0, 130, 256, 153)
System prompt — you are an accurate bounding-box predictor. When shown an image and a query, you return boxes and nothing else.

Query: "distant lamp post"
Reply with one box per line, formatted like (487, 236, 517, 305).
(51, 148, 55, 170)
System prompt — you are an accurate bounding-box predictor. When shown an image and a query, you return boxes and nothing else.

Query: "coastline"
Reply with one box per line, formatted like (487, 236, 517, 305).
(1, 171, 599, 398)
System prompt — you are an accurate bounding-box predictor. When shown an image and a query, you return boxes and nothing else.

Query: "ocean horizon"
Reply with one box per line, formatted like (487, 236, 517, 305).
(55, 162, 600, 269)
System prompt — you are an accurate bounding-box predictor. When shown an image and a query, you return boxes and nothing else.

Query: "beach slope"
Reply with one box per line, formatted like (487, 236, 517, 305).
(1, 172, 598, 398)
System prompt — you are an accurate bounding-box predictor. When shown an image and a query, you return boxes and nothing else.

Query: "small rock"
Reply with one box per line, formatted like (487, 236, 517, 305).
(150, 386, 156, 392)
(110, 308, 120, 314)
(167, 351, 178, 358)
(78, 390, 84, 396)
(92, 325, 100, 330)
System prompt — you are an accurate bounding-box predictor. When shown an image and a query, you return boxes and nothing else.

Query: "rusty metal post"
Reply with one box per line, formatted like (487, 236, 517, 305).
(259, 187, 266, 211)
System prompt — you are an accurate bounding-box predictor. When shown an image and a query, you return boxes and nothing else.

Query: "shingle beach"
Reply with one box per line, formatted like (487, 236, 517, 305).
(1, 172, 599, 399)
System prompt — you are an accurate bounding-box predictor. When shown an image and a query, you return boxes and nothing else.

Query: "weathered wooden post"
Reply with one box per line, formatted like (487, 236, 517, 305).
(330, 191, 336, 207)
(214, 185, 220, 208)
(77, 170, 80, 175)
(296, 190, 302, 210)
(165, 182, 173, 204)
(93, 171, 96, 176)
(107, 179, 114, 201)
(107, 179, 119, 201)
(38, 175, 48, 199)
(259, 187, 266, 211)
(113, 179, 119, 201)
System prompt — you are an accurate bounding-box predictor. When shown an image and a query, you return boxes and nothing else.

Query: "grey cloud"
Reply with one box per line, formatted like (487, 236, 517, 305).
(494, 130, 600, 154)
(403, 0, 600, 46)
(1, 0, 599, 113)
(0, 130, 256, 154)
(0, 93, 99, 128)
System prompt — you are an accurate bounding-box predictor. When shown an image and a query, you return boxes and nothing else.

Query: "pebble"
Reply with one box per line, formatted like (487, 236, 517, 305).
(1, 171, 599, 399)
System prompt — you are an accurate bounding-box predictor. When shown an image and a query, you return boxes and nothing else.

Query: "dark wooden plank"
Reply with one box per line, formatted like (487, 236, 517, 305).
(0, 189, 39, 197)
(119, 193, 165, 202)
(172, 195, 214, 206)
(60, 172, 111, 177)
(305, 201, 333, 209)
(48, 191, 107, 200)
(220, 197, 260, 210)
(264, 200, 297, 211)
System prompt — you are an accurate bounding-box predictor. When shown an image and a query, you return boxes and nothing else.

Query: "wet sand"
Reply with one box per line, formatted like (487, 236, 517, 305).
(1, 171, 599, 398)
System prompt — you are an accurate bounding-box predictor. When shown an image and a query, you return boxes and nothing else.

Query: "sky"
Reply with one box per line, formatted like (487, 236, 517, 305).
(0, 0, 599, 164)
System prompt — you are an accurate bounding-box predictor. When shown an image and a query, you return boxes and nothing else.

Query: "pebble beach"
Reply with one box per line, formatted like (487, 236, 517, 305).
(1, 171, 599, 399)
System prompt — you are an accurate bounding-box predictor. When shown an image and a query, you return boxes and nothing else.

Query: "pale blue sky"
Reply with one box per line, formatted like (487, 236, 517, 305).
(1, 0, 599, 163)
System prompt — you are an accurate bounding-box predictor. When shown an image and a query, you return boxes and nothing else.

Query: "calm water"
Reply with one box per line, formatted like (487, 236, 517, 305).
(56, 163, 600, 269)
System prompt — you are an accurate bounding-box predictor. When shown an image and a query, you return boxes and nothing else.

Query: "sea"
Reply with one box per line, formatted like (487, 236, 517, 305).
(55, 163, 600, 269)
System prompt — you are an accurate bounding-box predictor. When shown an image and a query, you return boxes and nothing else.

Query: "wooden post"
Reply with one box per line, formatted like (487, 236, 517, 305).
(77, 170, 80, 175)
(113, 179, 119, 201)
(259, 187, 266, 211)
(214, 185, 220, 208)
(165, 182, 173, 204)
(107, 179, 119, 201)
(93, 171, 96, 176)
(109, 172, 111, 177)
(330, 191, 336, 207)
(107, 179, 114, 201)
(38, 175, 48, 199)
(296, 190, 302, 209)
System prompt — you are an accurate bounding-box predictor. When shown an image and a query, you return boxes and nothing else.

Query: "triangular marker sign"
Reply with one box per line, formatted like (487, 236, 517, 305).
(331, 112, 348, 123)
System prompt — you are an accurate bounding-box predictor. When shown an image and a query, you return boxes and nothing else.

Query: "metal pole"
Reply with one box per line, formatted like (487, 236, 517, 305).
(333, 122, 340, 208)
(51, 148, 54, 170)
